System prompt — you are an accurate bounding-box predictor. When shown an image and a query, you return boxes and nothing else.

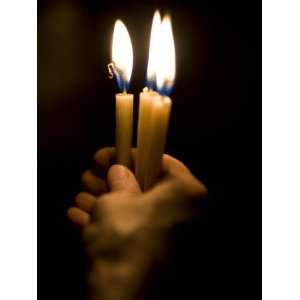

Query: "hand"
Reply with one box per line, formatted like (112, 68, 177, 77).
(67, 147, 208, 300)
(67, 147, 207, 227)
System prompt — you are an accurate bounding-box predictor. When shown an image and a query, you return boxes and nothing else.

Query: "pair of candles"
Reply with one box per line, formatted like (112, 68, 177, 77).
(111, 11, 175, 191)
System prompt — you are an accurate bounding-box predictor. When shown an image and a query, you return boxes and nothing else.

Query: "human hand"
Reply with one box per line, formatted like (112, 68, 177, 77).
(67, 147, 207, 300)
(67, 147, 207, 228)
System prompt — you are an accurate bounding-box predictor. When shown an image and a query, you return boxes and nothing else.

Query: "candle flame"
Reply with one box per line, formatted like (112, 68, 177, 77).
(112, 20, 133, 92)
(147, 10, 161, 90)
(156, 15, 176, 94)
(147, 12, 176, 95)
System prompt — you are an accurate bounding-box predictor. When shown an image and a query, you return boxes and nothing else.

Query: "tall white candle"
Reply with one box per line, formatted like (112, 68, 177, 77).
(144, 95, 172, 190)
(136, 11, 175, 190)
(115, 93, 133, 167)
(135, 89, 157, 187)
(111, 20, 134, 167)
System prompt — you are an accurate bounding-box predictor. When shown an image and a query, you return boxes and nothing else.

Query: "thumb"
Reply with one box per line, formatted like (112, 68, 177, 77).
(107, 164, 141, 194)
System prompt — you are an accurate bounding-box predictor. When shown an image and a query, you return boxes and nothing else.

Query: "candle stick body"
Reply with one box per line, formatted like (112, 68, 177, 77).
(135, 90, 157, 188)
(144, 96, 172, 190)
(115, 93, 134, 168)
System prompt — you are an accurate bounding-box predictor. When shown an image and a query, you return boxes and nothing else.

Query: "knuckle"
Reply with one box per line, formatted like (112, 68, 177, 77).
(77, 191, 88, 198)
(98, 193, 111, 203)
(75, 192, 85, 204)
(93, 194, 117, 222)
(94, 147, 114, 164)
(81, 170, 90, 184)
(93, 148, 105, 162)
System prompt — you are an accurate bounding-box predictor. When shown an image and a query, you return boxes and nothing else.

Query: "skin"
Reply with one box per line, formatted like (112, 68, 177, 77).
(67, 147, 207, 227)
(66, 147, 208, 300)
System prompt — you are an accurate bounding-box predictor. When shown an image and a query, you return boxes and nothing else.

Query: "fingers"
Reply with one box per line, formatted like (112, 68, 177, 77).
(75, 192, 96, 212)
(67, 207, 90, 227)
(161, 154, 191, 176)
(160, 154, 207, 198)
(71, 148, 207, 229)
(93, 147, 137, 174)
(81, 170, 107, 195)
(93, 147, 116, 175)
(67, 192, 96, 227)
(144, 171, 208, 225)
(107, 164, 141, 194)
(148, 174, 207, 205)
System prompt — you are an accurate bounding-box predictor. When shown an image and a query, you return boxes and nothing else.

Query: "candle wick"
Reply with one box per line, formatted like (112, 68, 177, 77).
(107, 63, 115, 79)
(108, 62, 128, 93)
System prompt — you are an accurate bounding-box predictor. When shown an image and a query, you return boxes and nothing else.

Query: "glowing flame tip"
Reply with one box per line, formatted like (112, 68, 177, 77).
(111, 19, 133, 91)
(146, 11, 176, 95)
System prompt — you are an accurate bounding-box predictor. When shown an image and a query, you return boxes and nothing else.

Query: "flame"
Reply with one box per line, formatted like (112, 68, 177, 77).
(156, 15, 176, 94)
(147, 12, 176, 95)
(112, 20, 133, 91)
(147, 10, 161, 88)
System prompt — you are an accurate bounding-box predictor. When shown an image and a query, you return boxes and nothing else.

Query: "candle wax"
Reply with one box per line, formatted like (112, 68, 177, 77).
(115, 92, 134, 168)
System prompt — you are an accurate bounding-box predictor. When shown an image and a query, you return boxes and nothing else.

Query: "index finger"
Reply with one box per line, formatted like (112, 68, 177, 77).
(93, 147, 116, 175)
(93, 147, 138, 175)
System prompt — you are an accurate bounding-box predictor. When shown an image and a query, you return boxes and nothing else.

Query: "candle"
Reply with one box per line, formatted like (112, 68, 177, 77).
(136, 11, 176, 190)
(136, 88, 157, 187)
(111, 20, 134, 167)
(135, 11, 161, 188)
(115, 92, 133, 167)
(144, 95, 172, 190)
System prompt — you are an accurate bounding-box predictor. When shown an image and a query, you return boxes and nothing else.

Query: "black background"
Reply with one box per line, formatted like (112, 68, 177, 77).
(38, 0, 261, 299)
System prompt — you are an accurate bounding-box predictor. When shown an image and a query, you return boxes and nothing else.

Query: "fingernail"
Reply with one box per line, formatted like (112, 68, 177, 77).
(111, 164, 128, 179)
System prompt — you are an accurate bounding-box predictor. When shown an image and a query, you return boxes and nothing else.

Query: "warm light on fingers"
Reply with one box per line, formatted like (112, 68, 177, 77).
(67, 207, 90, 227)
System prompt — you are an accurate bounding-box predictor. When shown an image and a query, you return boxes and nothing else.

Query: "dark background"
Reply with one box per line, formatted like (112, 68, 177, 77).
(38, 0, 261, 299)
